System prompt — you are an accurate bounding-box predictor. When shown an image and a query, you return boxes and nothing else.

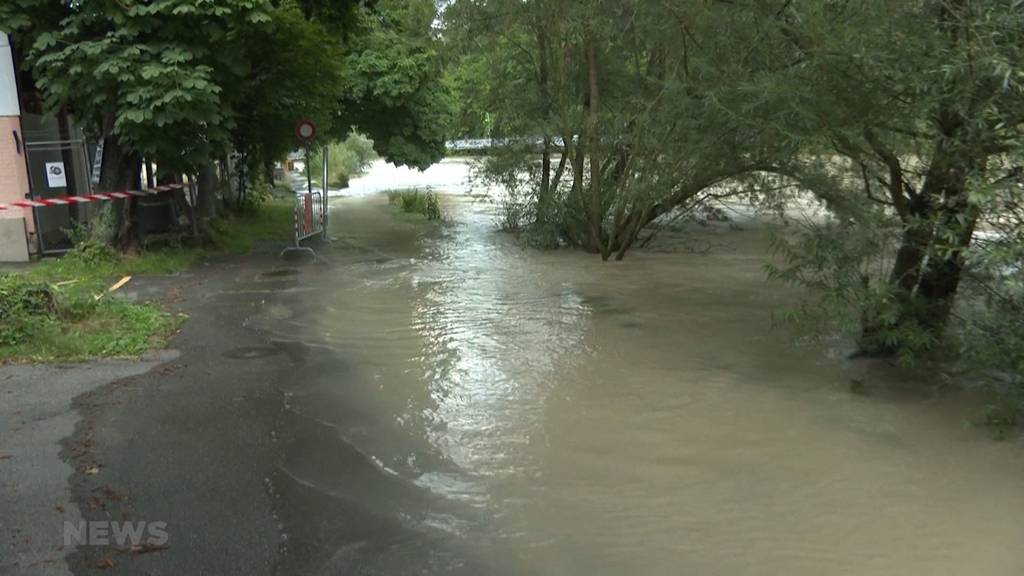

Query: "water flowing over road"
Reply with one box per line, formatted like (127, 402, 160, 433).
(257, 159, 1024, 575)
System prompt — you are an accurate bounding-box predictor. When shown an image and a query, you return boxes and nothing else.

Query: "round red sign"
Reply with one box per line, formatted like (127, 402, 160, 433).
(295, 120, 317, 142)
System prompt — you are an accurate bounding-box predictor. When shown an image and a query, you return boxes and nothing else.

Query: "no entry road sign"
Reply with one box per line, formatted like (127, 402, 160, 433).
(295, 119, 317, 142)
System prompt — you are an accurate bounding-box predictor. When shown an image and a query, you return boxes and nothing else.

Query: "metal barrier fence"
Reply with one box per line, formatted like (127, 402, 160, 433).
(294, 190, 324, 242)
(280, 189, 326, 260)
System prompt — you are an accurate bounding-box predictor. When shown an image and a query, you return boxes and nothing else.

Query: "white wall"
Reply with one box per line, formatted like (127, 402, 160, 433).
(0, 34, 20, 117)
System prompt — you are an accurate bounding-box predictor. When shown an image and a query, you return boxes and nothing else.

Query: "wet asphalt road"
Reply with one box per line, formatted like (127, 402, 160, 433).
(1, 243, 488, 576)
(1, 352, 177, 575)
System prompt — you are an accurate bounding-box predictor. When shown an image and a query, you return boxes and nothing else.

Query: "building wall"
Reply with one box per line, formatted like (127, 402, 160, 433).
(0, 115, 32, 218)
(0, 33, 34, 261)
(0, 33, 18, 116)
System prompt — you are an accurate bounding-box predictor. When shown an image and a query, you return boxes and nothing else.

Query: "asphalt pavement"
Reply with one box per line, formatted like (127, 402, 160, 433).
(1, 238, 488, 576)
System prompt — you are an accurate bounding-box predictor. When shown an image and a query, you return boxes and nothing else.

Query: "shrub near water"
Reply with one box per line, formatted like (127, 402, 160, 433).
(387, 189, 442, 220)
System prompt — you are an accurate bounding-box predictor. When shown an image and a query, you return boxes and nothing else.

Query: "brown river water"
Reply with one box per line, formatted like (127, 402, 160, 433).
(257, 159, 1024, 575)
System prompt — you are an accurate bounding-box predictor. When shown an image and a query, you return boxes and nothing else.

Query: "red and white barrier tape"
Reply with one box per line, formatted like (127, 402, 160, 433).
(0, 184, 185, 211)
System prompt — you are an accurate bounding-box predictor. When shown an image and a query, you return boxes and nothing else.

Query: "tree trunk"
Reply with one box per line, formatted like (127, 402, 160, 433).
(584, 35, 608, 260)
(264, 160, 276, 187)
(196, 163, 221, 226)
(143, 159, 155, 189)
(236, 150, 248, 209)
(612, 208, 649, 261)
(856, 0, 990, 356)
(537, 25, 552, 223)
(98, 127, 142, 249)
(218, 155, 232, 213)
(567, 146, 593, 251)
(539, 137, 552, 222)
(860, 137, 980, 354)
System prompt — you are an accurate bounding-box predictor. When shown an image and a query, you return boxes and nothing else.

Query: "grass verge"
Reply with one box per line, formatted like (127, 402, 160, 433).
(203, 201, 293, 253)
(0, 202, 292, 363)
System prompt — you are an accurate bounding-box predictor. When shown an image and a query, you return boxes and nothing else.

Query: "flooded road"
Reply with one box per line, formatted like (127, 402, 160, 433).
(260, 159, 1024, 575)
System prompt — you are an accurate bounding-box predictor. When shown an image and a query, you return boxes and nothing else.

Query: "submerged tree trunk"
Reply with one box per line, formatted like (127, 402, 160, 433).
(536, 24, 553, 223)
(539, 138, 552, 220)
(857, 0, 999, 356)
(861, 135, 981, 355)
(584, 35, 608, 260)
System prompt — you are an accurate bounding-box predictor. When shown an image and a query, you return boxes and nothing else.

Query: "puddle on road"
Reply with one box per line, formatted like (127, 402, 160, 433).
(255, 159, 1024, 576)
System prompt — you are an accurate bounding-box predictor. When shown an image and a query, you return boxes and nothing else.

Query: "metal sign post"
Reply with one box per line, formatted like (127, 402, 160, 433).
(321, 144, 329, 241)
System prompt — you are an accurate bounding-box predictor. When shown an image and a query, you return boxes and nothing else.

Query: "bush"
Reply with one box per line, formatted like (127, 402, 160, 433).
(424, 193, 442, 220)
(240, 171, 275, 210)
(387, 189, 443, 220)
(67, 240, 118, 267)
(0, 274, 110, 347)
(64, 204, 116, 246)
(0, 274, 57, 345)
(498, 188, 530, 233)
(958, 247, 1024, 414)
(6, 239, 185, 360)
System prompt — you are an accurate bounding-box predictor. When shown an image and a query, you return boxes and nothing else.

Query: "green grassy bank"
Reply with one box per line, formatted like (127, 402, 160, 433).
(0, 203, 292, 362)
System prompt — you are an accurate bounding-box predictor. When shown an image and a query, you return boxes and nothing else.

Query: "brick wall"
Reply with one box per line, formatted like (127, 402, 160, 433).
(0, 32, 36, 256)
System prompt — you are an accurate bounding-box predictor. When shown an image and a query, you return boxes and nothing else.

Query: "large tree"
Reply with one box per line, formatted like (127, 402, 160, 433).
(764, 0, 1024, 356)
(2, 0, 273, 185)
(444, 0, 798, 258)
(447, 0, 1024, 359)
(231, 0, 347, 181)
(335, 0, 455, 170)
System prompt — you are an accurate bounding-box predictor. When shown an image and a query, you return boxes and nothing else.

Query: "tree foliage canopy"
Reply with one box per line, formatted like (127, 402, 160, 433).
(3, 0, 273, 173)
(445, 0, 1024, 363)
(335, 0, 455, 170)
(0, 0, 453, 177)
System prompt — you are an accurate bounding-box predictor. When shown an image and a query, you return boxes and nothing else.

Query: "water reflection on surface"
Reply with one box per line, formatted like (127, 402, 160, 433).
(263, 159, 1024, 575)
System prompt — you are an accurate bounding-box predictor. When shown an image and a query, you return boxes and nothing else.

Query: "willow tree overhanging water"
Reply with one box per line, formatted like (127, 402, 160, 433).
(445, 0, 805, 260)
(762, 0, 1024, 358)
(444, 0, 1024, 363)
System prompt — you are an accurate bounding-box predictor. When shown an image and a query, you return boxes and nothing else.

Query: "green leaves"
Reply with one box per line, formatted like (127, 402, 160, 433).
(331, 0, 454, 170)
(6, 0, 274, 172)
(159, 47, 194, 64)
(7, 0, 451, 178)
(33, 31, 56, 49)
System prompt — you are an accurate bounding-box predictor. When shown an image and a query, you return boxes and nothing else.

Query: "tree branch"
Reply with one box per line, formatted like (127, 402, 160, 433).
(863, 128, 912, 218)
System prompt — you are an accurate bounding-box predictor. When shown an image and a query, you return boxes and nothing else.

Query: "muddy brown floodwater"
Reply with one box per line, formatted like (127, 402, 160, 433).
(258, 159, 1024, 575)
